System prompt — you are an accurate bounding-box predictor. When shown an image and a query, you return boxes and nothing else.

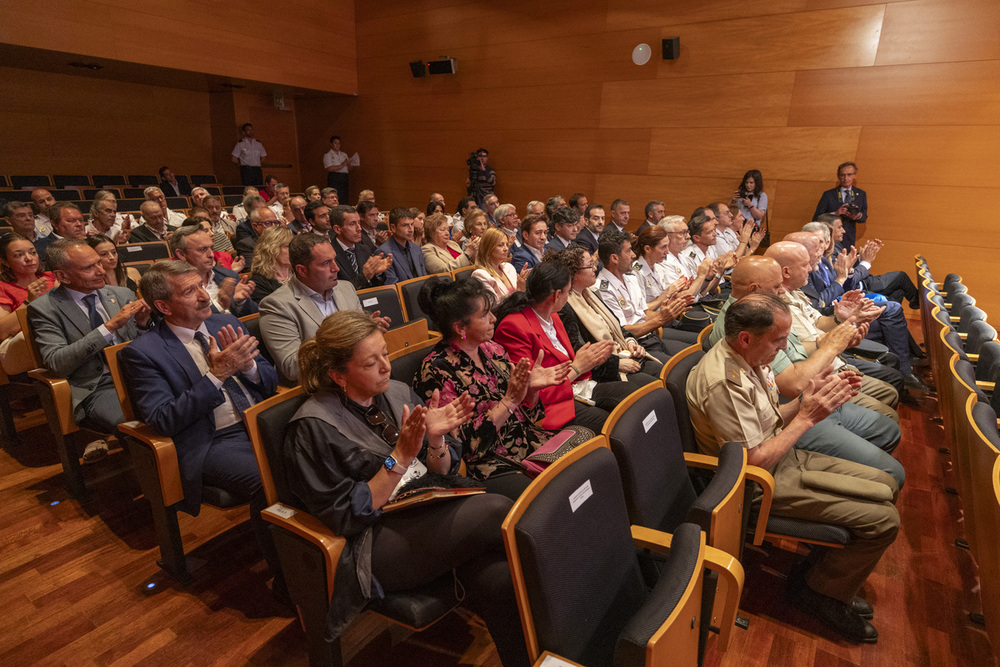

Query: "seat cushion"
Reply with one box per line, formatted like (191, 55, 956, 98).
(766, 516, 851, 545)
(368, 574, 460, 629)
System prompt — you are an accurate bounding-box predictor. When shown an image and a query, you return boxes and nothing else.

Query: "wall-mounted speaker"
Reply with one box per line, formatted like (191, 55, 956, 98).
(662, 37, 680, 60)
(427, 58, 457, 75)
(409, 60, 425, 78)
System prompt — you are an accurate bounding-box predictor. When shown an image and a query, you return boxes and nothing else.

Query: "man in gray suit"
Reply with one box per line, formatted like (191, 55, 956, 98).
(259, 235, 390, 384)
(27, 239, 150, 459)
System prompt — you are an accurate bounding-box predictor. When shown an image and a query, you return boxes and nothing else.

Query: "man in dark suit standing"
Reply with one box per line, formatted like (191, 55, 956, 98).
(330, 205, 391, 290)
(169, 226, 258, 317)
(158, 166, 192, 197)
(379, 207, 427, 284)
(119, 259, 283, 595)
(28, 239, 150, 458)
(814, 161, 868, 248)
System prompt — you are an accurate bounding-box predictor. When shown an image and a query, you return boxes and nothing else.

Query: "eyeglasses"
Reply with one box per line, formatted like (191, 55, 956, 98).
(579, 265, 596, 272)
(364, 405, 400, 445)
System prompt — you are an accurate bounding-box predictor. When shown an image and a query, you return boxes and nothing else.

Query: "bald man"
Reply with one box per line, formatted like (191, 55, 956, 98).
(708, 257, 903, 486)
(130, 200, 178, 242)
(30, 188, 56, 237)
(764, 242, 901, 420)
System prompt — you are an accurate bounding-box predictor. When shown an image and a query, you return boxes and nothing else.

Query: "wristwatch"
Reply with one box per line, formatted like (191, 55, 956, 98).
(383, 454, 399, 472)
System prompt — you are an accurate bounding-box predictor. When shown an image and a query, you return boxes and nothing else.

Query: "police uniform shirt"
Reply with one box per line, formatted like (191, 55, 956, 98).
(686, 338, 783, 460)
(679, 242, 719, 278)
(594, 267, 647, 327)
(715, 227, 740, 255)
(662, 251, 692, 284)
(635, 257, 670, 305)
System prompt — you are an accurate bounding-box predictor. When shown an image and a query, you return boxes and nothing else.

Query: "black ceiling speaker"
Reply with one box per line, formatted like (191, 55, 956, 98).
(427, 58, 457, 75)
(409, 60, 425, 78)
(662, 37, 680, 60)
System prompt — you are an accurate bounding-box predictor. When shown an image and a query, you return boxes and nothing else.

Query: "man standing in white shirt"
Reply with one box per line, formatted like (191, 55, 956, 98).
(323, 135, 354, 204)
(231, 123, 266, 186)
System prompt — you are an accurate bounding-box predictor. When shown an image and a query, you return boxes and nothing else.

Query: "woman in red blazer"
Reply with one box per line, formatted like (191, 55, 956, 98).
(493, 259, 642, 434)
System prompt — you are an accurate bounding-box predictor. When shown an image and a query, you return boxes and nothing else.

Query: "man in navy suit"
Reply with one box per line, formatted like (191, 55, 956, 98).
(544, 206, 580, 254)
(330, 204, 392, 289)
(169, 225, 258, 317)
(119, 260, 283, 592)
(379, 207, 427, 284)
(572, 203, 604, 255)
(814, 162, 868, 248)
(510, 214, 547, 273)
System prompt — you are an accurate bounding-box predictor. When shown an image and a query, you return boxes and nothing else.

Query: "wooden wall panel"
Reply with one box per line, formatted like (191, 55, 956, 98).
(0, 65, 212, 176)
(876, 0, 1000, 66)
(0, 0, 357, 94)
(787, 61, 1000, 127)
(647, 127, 862, 181)
(600, 72, 796, 128)
(646, 6, 885, 78)
(605, 0, 909, 30)
(856, 126, 1000, 189)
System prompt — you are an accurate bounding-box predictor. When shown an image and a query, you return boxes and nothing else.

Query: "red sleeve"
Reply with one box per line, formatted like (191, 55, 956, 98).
(494, 313, 536, 365)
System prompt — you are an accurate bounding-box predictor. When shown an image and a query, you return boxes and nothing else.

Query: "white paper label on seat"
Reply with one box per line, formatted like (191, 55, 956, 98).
(362, 297, 379, 307)
(125, 245, 142, 252)
(266, 504, 295, 519)
(569, 479, 593, 513)
(642, 410, 657, 433)
(540, 656, 579, 667)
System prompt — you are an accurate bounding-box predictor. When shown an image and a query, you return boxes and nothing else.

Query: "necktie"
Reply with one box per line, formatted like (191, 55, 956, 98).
(82, 294, 103, 330)
(194, 331, 252, 415)
(346, 246, 359, 275)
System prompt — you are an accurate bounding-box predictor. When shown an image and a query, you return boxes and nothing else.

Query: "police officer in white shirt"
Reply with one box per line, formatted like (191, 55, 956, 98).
(231, 123, 267, 186)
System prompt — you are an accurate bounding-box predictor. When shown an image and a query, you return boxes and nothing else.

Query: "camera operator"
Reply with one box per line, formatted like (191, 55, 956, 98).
(465, 148, 496, 208)
(814, 162, 867, 247)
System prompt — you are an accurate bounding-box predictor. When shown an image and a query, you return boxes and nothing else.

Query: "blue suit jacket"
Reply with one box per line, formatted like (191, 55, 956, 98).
(379, 237, 426, 284)
(814, 186, 867, 246)
(120, 313, 278, 515)
(510, 243, 541, 273)
(212, 266, 258, 316)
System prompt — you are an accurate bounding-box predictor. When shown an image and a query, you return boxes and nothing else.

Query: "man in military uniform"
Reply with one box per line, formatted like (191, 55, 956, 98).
(687, 293, 899, 644)
(593, 229, 694, 354)
(707, 257, 904, 487)
(765, 241, 902, 419)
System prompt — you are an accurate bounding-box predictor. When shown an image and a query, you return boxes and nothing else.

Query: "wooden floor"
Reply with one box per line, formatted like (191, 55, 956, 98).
(0, 317, 996, 666)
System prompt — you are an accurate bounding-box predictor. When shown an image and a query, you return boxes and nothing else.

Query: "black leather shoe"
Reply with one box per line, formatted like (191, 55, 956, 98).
(851, 595, 874, 619)
(791, 585, 879, 643)
(904, 373, 932, 393)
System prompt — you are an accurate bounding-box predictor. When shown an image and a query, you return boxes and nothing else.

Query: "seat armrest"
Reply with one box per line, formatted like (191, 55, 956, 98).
(967, 353, 980, 362)
(28, 368, 77, 435)
(743, 465, 775, 546)
(630, 524, 674, 554)
(118, 421, 183, 506)
(262, 503, 347, 602)
(683, 452, 720, 471)
(977, 380, 995, 392)
(950, 315, 960, 323)
(702, 544, 745, 647)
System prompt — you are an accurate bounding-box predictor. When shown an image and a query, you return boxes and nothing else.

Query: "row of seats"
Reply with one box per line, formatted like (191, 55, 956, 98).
(916, 256, 1000, 665)
(0, 174, 222, 189)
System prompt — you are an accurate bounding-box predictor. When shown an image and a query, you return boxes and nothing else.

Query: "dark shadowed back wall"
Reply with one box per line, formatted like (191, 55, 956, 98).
(295, 0, 1000, 315)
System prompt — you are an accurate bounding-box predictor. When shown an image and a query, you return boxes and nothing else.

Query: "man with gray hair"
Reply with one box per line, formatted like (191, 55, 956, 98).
(687, 292, 899, 644)
(268, 183, 291, 222)
(525, 200, 545, 219)
(131, 200, 177, 242)
(28, 239, 150, 459)
(190, 187, 210, 208)
(144, 186, 186, 227)
(120, 259, 284, 594)
(170, 225, 257, 317)
(235, 207, 281, 271)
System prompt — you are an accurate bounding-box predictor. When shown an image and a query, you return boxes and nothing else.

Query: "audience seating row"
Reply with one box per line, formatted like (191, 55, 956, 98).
(916, 256, 1000, 664)
(0, 174, 221, 189)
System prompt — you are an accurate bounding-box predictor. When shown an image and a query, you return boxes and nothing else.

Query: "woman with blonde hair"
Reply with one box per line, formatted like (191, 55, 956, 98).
(471, 228, 525, 301)
(249, 226, 293, 303)
(422, 213, 475, 274)
(303, 185, 321, 202)
(284, 310, 529, 667)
